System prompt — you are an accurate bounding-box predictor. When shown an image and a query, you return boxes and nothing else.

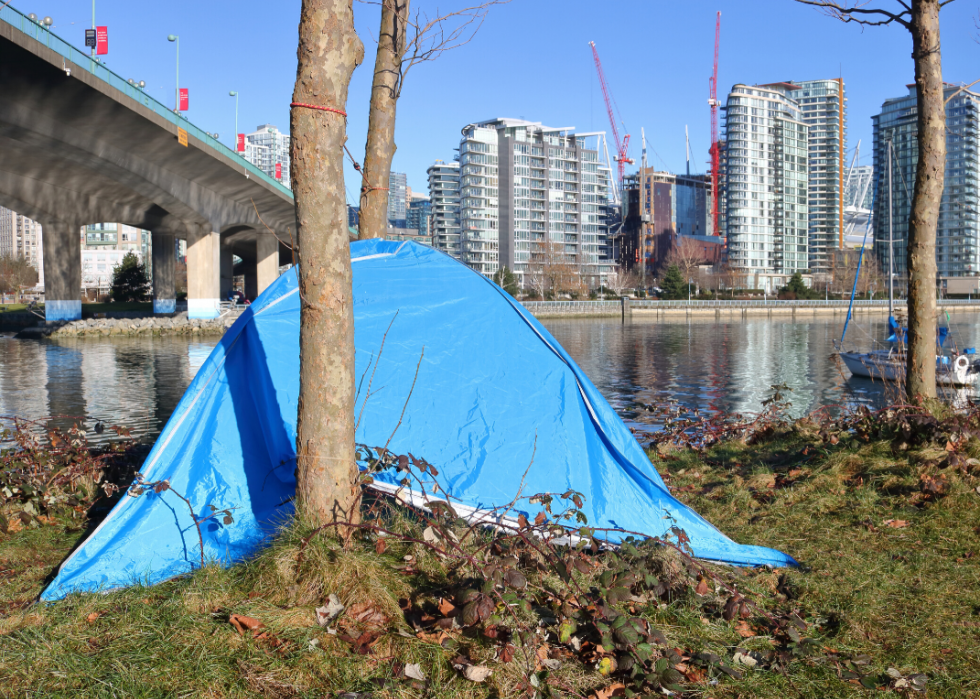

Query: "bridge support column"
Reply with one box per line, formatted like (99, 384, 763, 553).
(151, 232, 176, 314)
(256, 235, 280, 298)
(220, 243, 235, 300)
(244, 236, 280, 301)
(187, 224, 220, 319)
(41, 220, 81, 321)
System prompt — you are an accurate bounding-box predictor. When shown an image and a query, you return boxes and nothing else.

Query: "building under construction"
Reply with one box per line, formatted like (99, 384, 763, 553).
(614, 169, 718, 279)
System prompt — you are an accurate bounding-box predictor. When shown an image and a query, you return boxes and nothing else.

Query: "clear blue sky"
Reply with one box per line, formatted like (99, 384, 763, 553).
(24, 0, 980, 200)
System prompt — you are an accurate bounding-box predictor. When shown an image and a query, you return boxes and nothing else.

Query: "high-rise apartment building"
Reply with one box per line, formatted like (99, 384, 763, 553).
(242, 125, 290, 186)
(427, 160, 461, 258)
(407, 194, 431, 236)
(723, 84, 810, 291)
(783, 79, 846, 275)
(387, 171, 408, 228)
(0, 206, 43, 280)
(872, 83, 980, 280)
(458, 118, 613, 283)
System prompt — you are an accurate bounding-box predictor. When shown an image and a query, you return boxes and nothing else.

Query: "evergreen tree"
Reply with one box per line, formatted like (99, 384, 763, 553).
(780, 272, 812, 300)
(110, 252, 150, 302)
(492, 266, 520, 296)
(660, 264, 687, 300)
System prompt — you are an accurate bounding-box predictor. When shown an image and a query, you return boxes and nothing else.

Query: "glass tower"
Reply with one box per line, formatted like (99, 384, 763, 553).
(723, 84, 810, 291)
(872, 84, 980, 280)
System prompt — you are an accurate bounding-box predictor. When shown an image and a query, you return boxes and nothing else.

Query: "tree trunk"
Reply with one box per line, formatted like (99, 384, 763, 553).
(906, 0, 944, 401)
(290, 0, 364, 525)
(358, 0, 410, 239)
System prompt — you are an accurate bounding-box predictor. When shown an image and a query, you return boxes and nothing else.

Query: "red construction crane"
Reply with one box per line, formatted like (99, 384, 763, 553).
(708, 12, 721, 238)
(589, 41, 633, 198)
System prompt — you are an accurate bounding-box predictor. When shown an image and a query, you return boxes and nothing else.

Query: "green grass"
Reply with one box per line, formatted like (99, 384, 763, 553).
(2, 421, 980, 697)
(653, 425, 980, 697)
(0, 304, 35, 313)
(2, 302, 156, 316)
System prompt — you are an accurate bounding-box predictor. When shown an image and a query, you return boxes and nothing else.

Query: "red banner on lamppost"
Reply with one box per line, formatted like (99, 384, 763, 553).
(96, 26, 108, 55)
(178, 88, 188, 111)
(275, 163, 282, 180)
(237, 134, 245, 152)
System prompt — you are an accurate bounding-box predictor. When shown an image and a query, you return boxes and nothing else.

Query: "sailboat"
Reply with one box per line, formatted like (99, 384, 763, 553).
(836, 139, 978, 387)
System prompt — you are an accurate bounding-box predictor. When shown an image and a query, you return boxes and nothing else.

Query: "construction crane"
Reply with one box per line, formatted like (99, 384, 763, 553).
(708, 11, 721, 238)
(589, 41, 634, 200)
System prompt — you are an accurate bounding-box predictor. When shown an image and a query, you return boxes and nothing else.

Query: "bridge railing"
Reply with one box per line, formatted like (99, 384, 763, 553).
(1, 4, 293, 200)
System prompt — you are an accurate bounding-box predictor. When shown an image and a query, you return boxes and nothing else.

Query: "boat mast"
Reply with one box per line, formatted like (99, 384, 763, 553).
(888, 138, 894, 319)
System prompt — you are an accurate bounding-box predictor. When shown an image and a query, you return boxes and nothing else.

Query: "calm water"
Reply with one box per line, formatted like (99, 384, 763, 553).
(2, 313, 979, 444)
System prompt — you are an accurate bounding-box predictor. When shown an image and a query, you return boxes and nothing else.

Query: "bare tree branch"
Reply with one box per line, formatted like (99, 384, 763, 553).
(793, 0, 913, 29)
(399, 1, 509, 92)
(944, 78, 980, 104)
(355, 0, 507, 240)
(356, 0, 510, 98)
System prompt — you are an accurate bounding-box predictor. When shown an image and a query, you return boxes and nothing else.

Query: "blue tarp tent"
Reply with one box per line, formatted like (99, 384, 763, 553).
(43, 240, 794, 600)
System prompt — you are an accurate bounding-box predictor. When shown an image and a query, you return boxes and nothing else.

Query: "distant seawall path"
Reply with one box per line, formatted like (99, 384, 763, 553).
(8, 299, 978, 338)
(523, 299, 980, 319)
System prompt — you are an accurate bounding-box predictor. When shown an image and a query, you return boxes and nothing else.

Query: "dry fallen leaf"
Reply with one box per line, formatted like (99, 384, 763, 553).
(315, 594, 345, 627)
(338, 630, 381, 655)
(462, 665, 492, 682)
(404, 663, 426, 681)
(884, 519, 909, 529)
(684, 666, 708, 684)
(437, 597, 456, 616)
(229, 614, 265, 635)
(732, 650, 758, 668)
(416, 629, 450, 645)
(592, 683, 626, 699)
(347, 601, 388, 630)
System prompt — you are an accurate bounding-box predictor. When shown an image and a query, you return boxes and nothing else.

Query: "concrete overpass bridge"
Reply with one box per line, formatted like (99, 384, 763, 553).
(0, 5, 296, 320)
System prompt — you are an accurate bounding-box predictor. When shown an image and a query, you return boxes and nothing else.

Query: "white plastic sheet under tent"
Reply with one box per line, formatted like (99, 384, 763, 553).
(43, 240, 795, 600)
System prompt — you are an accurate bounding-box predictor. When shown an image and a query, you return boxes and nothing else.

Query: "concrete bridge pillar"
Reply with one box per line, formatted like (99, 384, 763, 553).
(243, 235, 280, 301)
(187, 224, 220, 319)
(220, 243, 235, 301)
(256, 235, 280, 298)
(151, 232, 176, 314)
(41, 220, 82, 321)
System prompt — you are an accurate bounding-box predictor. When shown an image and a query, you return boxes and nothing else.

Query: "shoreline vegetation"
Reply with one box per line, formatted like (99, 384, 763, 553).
(2, 401, 980, 697)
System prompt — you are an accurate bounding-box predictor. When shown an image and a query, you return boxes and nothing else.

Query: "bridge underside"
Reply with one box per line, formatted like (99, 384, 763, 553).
(0, 20, 295, 319)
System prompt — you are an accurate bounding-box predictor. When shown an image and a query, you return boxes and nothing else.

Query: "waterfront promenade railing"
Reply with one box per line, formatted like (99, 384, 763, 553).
(522, 298, 980, 315)
(0, 4, 292, 199)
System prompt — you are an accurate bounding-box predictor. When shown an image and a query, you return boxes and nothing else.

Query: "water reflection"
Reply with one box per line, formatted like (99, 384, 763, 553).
(0, 333, 218, 444)
(1, 312, 978, 446)
(542, 312, 980, 421)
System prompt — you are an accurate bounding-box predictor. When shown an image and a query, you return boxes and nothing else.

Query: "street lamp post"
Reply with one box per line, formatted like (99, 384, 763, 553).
(167, 34, 179, 113)
(91, 0, 95, 57)
(229, 91, 239, 150)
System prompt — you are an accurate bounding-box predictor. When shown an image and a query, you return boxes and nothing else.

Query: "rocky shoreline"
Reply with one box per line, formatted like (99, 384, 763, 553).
(16, 310, 244, 338)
